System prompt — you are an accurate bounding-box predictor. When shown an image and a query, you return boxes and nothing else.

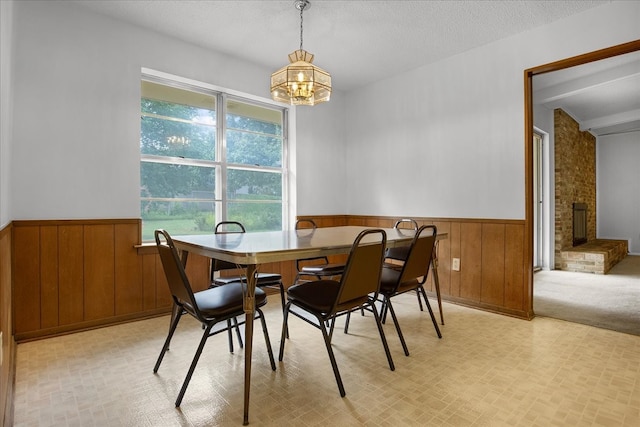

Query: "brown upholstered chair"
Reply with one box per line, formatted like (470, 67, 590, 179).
(153, 229, 276, 407)
(278, 229, 395, 397)
(293, 219, 345, 284)
(383, 218, 426, 316)
(384, 218, 419, 267)
(376, 224, 442, 356)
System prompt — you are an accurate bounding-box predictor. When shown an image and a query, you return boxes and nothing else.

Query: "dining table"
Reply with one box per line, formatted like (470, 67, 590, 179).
(171, 225, 446, 425)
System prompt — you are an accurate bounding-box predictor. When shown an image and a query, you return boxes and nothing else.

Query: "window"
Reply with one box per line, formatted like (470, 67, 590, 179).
(140, 75, 289, 241)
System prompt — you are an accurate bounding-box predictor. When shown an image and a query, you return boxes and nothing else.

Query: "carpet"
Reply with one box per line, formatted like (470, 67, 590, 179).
(534, 255, 640, 336)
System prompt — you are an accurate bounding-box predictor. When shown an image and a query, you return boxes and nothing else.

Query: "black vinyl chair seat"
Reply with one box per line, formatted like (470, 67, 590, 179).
(286, 280, 341, 313)
(193, 283, 267, 318)
(379, 267, 421, 295)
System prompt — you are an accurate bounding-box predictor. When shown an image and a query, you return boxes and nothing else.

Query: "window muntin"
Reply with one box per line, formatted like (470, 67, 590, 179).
(226, 99, 283, 167)
(140, 77, 288, 241)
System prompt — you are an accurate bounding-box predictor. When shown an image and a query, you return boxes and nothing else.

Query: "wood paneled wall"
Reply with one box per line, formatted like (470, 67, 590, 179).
(340, 216, 529, 319)
(10, 215, 529, 343)
(11, 219, 210, 341)
(1, 224, 14, 427)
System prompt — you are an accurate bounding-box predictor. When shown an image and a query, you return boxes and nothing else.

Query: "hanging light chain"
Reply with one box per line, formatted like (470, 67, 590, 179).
(299, 2, 305, 51)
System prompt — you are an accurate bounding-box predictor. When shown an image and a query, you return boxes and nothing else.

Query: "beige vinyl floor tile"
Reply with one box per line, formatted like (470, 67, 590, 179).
(13, 294, 640, 426)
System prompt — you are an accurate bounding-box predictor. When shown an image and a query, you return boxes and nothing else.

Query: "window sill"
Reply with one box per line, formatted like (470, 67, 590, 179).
(135, 243, 157, 255)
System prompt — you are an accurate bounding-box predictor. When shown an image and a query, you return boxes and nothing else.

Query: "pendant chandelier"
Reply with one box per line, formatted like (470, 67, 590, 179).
(270, 0, 331, 106)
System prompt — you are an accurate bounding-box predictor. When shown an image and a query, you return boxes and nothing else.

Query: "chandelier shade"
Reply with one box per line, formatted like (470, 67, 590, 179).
(270, 0, 331, 106)
(270, 49, 331, 106)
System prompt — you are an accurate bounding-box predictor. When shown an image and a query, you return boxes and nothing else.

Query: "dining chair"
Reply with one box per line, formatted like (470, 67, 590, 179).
(371, 224, 442, 356)
(384, 218, 444, 325)
(210, 221, 286, 311)
(384, 218, 419, 265)
(153, 229, 276, 407)
(211, 221, 288, 342)
(278, 228, 395, 397)
(293, 219, 345, 284)
(383, 218, 424, 314)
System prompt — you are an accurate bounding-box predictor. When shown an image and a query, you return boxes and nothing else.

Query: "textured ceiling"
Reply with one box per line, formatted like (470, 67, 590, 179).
(70, 0, 609, 90)
(67, 0, 638, 136)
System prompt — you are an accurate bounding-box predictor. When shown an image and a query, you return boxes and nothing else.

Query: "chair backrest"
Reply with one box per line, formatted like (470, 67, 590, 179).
(215, 221, 246, 234)
(394, 218, 419, 230)
(212, 221, 245, 273)
(385, 218, 419, 262)
(295, 219, 329, 270)
(295, 219, 317, 230)
(398, 225, 437, 286)
(333, 229, 387, 312)
(155, 229, 200, 315)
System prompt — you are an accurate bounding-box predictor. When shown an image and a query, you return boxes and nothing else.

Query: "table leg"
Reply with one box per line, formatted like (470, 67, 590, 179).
(431, 251, 445, 325)
(243, 264, 257, 425)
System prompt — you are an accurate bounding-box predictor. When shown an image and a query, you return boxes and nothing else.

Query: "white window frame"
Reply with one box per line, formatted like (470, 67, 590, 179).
(140, 68, 296, 239)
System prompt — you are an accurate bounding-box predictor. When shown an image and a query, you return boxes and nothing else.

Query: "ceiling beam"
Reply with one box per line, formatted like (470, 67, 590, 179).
(580, 109, 640, 132)
(533, 60, 640, 104)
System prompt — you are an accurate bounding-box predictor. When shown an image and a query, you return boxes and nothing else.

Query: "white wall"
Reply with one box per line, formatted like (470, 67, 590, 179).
(0, 0, 14, 228)
(533, 105, 555, 269)
(597, 131, 640, 254)
(344, 1, 640, 219)
(296, 93, 348, 215)
(9, 0, 346, 220)
(7, 1, 640, 223)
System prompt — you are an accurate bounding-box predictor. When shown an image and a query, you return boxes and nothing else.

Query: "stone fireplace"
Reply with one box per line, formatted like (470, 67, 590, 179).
(554, 109, 628, 274)
(554, 109, 596, 266)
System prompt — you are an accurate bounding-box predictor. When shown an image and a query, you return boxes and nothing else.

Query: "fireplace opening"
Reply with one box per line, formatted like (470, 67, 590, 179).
(573, 202, 587, 246)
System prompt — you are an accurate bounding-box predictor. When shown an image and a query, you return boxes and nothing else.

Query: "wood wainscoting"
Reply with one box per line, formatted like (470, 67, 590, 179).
(337, 216, 529, 320)
(1, 223, 15, 426)
(10, 215, 529, 343)
(11, 219, 211, 342)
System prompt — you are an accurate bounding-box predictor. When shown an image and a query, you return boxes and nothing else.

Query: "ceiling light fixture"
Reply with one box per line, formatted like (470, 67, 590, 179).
(270, 0, 331, 106)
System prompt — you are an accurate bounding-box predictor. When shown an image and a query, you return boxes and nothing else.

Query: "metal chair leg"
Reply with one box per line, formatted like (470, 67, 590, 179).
(419, 286, 442, 338)
(233, 316, 244, 348)
(175, 323, 214, 407)
(416, 288, 424, 311)
(319, 316, 346, 397)
(278, 282, 289, 339)
(385, 297, 410, 356)
(256, 308, 276, 371)
(344, 310, 351, 334)
(370, 299, 395, 371)
(227, 319, 235, 353)
(328, 317, 336, 342)
(279, 302, 292, 361)
(154, 308, 183, 373)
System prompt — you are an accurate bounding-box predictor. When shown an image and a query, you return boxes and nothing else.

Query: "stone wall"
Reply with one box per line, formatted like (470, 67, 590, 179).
(554, 109, 596, 266)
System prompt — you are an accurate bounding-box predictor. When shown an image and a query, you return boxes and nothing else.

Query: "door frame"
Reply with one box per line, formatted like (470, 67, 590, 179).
(523, 39, 640, 316)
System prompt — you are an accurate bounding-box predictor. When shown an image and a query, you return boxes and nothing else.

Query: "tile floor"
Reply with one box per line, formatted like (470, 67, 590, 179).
(13, 294, 640, 426)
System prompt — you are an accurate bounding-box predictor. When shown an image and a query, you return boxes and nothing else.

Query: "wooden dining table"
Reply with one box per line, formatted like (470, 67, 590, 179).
(171, 225, 446, 425)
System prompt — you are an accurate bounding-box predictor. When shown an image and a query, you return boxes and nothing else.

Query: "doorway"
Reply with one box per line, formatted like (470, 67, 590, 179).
(524, 39, 640, 316)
